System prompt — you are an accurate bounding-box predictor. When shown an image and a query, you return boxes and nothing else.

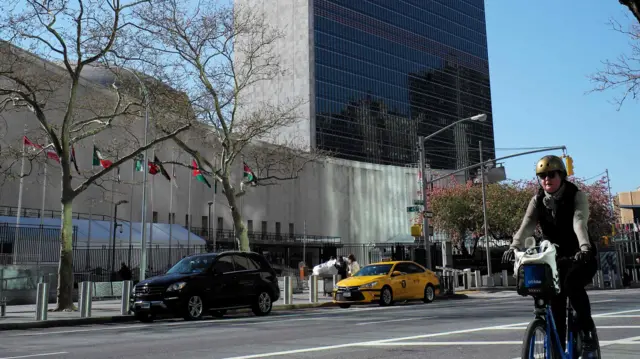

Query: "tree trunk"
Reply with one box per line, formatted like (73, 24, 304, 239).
(222, 177, 249, 252)
(55, 196, 76, 311)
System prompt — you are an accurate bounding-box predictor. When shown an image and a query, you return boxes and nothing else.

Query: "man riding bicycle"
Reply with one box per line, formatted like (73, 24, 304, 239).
(502, 155, 598, 357)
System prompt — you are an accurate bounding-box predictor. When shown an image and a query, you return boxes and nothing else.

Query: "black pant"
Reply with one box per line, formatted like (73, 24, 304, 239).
(550, 254, 598, 348)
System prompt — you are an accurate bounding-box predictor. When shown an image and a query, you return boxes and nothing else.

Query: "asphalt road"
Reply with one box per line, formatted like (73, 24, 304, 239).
(1, 289, 640, 359)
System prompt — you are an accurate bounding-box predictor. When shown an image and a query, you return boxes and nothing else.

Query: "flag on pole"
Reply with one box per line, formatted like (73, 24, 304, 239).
(243, 161, 257, 186)
(134, 153, 144, 172)
(192, 159, 211, 188)
(23, 136, 60, 163)
(70, 144, 80, 174)
(148, 155, 171, 180)
(92, 145, 112, 168)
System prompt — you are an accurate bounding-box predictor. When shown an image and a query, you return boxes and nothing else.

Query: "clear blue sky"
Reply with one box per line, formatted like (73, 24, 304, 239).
(485, 0, 637, 195)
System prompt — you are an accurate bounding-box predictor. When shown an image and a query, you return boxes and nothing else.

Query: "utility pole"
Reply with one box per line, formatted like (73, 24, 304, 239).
(479, 141, 492, 285)
(418, 136, 432, 270)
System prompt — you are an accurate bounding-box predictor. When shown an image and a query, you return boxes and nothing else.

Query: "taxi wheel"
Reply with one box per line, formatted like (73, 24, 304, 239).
(379, 286, 393, 306)
(423, 284, 435, 303)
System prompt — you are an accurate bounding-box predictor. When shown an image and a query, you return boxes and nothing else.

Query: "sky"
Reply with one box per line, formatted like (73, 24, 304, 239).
(484, 0, 638, 195)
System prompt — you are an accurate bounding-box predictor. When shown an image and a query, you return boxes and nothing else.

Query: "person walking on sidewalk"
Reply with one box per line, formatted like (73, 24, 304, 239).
(347, 254, 360, 277)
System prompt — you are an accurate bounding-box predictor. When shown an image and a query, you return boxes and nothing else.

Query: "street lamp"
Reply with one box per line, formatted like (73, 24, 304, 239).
(120, 67, 151, 281)
(418, 113, 487, 270)
(207, 201, 214, 252)
(111, 199, 129, 280)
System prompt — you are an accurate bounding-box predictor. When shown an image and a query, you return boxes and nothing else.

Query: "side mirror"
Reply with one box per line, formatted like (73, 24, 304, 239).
(391, 271, 402, 277)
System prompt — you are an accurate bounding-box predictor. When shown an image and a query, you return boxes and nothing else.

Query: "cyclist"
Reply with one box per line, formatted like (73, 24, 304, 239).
(501, 155, 598, 356)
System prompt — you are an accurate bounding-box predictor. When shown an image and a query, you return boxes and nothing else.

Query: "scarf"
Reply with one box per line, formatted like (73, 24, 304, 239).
(542, 182, 566, 218)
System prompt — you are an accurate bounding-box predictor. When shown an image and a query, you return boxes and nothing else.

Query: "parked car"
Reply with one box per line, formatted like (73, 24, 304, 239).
(332, 260, 440, 308)
(130, 251, 280, 322)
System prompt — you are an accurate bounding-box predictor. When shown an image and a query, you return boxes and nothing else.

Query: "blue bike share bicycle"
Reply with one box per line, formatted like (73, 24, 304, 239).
(511, 240, 601, 359)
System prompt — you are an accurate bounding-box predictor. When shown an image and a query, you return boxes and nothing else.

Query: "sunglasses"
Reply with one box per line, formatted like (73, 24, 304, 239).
(538, 171, 558, 180)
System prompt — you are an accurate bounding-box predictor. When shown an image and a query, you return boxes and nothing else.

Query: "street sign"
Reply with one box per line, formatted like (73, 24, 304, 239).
(406, 206, 420, 213)
(423, 211, 433, 218)
(413, 199, 424, 205)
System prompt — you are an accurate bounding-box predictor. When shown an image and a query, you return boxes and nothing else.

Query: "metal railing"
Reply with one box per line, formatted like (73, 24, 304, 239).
(0, 205, 119, 222)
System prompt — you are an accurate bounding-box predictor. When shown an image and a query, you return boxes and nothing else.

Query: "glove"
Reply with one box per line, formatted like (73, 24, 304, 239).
(502, 248, 516, 264)
(574, 246, 593, 263)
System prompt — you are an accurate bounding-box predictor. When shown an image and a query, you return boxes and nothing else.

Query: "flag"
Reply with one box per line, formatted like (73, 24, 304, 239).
(243, 161, 257, 185)
(23, 136, 60, 163)
(148, 156, 170, 180)
(92, 145, 112, 168)
(192, 160, 211, 188)
(70, 144, 80, 174)
(134, 153, 144, 172)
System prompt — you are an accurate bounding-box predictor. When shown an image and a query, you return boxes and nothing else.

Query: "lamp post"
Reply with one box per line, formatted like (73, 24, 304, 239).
(418, 113, 487, 270)
(111, 199, 129, 280)
(478, 140, 492, 286)
(121, 67, 151, 281)
(207, 201, 214, 252)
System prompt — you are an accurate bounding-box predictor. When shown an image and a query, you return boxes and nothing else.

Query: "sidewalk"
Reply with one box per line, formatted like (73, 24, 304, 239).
(0, 291, 335, 331)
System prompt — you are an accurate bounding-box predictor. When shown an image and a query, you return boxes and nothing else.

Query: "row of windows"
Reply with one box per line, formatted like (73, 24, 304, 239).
(403, 0, 487, 24)
(316, 80, 492, 120)
(314, 16, 488, 73)
(329, 0, 488, 45)
(314, 58, 491, 107)
(314, 34, 490, 90)
(314, 4, 489, 61)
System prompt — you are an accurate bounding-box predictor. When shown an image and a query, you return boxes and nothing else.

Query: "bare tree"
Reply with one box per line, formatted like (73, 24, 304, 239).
(126, 0, 327, 252)
(0, 0, 192, 311)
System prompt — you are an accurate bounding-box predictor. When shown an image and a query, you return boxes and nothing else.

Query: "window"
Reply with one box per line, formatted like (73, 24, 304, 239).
(152, 211, 158, 223)
(406, 263, 426, 274)
(275, 222, 281, 235)
(202, 216, 208, 230)
(212, 255, 235, 274)
(394, 263, 412, 274)
(217, 217, 223, 231)
(185, 214, 190, 227)
(289, 223, 294, 234)
(247, 220, 253, 233)
(168, 212, 175, 224)
(233, 254, 260, 271)
(261, 221, 267, 232)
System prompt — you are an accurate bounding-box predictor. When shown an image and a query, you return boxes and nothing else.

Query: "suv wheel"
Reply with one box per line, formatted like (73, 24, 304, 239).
(183, 295, 205, 321)
(252, 291, 273, 316)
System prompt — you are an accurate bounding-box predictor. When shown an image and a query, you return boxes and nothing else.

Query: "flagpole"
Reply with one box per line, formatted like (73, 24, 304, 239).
(14, 125, 27, 264)
(128, 165, 134, 268)
(187, 172, 192, 250)
(37, 161, 47, 264)
(86, 199, 93, 271)
(149, 149, 155, 272)
(168, 151, 175, 267)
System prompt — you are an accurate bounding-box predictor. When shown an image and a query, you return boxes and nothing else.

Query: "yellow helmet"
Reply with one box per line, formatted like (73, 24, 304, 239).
(535, 155, 566, 176)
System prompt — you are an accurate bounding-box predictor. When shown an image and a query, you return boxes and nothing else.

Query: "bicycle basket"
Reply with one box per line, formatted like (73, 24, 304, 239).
(516, 263, 557, 298)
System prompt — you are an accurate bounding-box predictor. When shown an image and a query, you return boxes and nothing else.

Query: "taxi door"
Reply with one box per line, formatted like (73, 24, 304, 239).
(389, 263, 410, 300)
(404, 263, 427, 299)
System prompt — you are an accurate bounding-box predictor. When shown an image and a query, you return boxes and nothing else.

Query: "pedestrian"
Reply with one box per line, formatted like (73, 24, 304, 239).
(335, 256, 347, 280)
(347, 254, 360, 277)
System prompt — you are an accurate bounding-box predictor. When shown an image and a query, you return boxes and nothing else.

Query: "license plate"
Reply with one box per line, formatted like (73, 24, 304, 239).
(343, 291, 351, 298)
(139, 302, 150, 309)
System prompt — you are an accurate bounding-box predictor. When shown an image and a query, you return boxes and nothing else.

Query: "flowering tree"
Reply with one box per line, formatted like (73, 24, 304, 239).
(429, 175, 615, 255)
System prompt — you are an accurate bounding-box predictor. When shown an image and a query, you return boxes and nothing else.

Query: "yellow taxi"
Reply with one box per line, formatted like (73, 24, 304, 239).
(333, 260, 440, 308)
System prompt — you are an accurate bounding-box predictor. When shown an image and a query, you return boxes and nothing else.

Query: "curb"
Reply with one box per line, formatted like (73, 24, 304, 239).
(0, 295, 470, 331)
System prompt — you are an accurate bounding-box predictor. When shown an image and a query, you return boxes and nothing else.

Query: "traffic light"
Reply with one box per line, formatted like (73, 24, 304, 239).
(411, 224, 422, 237)
(564, 155, 574, 176)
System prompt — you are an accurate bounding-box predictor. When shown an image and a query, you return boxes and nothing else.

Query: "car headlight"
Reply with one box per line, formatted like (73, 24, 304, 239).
(166, 282, 186, 292)
(359, 281, 378, 289)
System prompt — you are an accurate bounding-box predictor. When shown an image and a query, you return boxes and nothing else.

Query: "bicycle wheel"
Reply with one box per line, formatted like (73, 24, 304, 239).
(522, 318, 559, 359)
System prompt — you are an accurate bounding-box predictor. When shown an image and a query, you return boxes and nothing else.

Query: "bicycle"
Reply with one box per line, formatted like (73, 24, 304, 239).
(510, 240, 602, 359)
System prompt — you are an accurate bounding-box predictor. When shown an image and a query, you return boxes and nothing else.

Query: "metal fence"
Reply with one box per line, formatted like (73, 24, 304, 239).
(0, 223, 78, 265)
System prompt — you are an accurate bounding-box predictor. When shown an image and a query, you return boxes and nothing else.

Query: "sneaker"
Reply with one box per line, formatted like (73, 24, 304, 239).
(580, 330, 599, 359)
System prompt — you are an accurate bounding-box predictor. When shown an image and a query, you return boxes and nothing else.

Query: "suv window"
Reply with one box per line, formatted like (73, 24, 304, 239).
(249, 253, 273, 271)
(212, 255, 235, 274)
(233, 254, 260, 271)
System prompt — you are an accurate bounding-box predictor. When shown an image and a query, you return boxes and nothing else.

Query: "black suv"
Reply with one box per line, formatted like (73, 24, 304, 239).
(130, 251, 280, 322)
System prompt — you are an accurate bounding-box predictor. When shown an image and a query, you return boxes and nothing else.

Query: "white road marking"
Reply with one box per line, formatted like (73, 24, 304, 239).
(221, 307, 640, 359)
(359, 341, 523, 346)
(356, 316, 435, 326)
(0, 353, 68, 359)
(599, 315, 640, 318)
(494, 325, 640, 330)
(591, 299, 616, 304)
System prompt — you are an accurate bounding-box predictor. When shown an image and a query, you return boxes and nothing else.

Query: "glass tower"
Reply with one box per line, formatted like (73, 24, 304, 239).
(313, 0, 494, 171)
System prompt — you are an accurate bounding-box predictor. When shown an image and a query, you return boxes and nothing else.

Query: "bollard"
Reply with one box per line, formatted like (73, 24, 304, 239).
(283, 276, 293, 305)
(1, 298, 6, 317)
(121, 280, 132, 315)
(35, 282, 48, 321)
(79, 281, 93, 318)
(308, 275, 318, 303)
(596, 270, 604, 289)
(463, 273, 469, 289)
(475, 270, 482, 288)
(633, 269, 638, 283)
(502, 270, 509, 287)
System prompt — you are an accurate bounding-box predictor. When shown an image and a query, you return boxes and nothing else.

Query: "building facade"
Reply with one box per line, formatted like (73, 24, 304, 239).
(618, 188, 640, 224)
(240, 0, 495, 174)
